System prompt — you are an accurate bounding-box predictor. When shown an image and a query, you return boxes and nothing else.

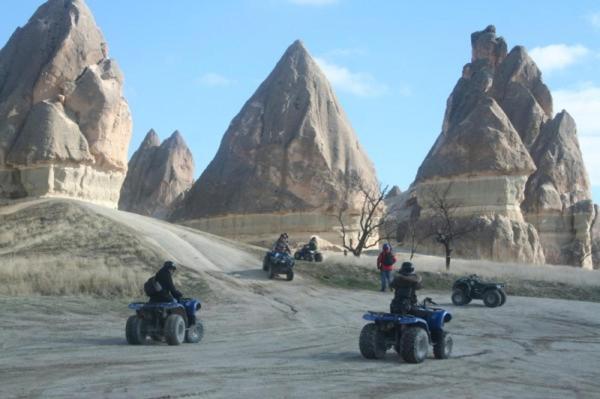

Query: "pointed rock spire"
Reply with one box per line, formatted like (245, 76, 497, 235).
(0, 0, 132, 206)
(174, 40, 378, 221)
(119, 129, 194, 219)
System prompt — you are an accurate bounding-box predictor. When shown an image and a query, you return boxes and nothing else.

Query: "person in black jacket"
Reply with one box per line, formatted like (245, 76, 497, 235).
(149, 261, 183, 303)
(389, 261, 422, 314)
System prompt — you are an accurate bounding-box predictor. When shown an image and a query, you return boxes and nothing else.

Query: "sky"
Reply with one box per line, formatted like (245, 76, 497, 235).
(2, 0, 600, 200)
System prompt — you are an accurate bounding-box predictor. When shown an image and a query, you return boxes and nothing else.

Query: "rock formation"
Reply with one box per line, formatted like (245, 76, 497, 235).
(119, 130, 194, 219)
(173, 40, 378, 244)
(0, 0, 131, 207)
(392, 25, 594, 267)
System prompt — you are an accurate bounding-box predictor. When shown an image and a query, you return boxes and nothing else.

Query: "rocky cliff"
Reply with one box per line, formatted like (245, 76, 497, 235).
(394, 25, 594, 267)
(119, 130, 194, 219)
(0, 0, 131, 207)
(173, 40, 378, 244)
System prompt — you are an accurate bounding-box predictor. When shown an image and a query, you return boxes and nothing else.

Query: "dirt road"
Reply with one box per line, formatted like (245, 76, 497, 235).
(1, 202, 600, 398)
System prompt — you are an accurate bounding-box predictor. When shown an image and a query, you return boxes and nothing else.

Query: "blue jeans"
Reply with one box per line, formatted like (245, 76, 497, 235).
(380, 270, 392, 291)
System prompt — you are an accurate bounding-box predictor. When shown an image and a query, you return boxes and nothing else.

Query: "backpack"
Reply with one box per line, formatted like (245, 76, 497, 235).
(143, 276, 162, 297)
(382, 252, 395, 267)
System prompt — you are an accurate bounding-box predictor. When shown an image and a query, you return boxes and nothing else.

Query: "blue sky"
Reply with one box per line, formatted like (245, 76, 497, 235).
(2, 1, 600, 200)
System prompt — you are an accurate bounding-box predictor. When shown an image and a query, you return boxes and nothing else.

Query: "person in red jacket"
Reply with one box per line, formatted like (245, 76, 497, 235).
(377, 243, 396, 292)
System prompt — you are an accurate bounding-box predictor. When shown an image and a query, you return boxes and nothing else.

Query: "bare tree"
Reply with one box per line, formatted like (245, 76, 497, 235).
(397, 217, 434, 260)
(426, 183, 476, 271)
(338, 181, 388, 257)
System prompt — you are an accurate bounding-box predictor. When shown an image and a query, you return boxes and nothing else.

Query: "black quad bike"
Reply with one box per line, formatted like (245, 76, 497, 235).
(451, 274, 507, 308)
(263, 251, 295, 281)
(293, 244, 323, 262)
(126, 298, 204, 345)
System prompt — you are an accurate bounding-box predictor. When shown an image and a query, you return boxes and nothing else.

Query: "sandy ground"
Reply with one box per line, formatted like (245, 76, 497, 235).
(1, 201, 600, 398)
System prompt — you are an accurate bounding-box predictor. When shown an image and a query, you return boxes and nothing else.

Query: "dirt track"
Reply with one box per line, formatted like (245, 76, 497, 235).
(1, 202, 600, 398)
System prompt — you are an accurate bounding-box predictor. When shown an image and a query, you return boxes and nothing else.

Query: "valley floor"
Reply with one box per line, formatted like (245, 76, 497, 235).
(1, 200, 600, 398)
(1, 286, 600, 398)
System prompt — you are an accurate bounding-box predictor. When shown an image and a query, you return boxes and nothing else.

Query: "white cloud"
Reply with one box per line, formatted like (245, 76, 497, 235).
(587, 12, 600, 28)
(529, 44, 590, 73)
(289, 0, 339, 5)
(314, 57, 388, 97)
(554, 84, 600, 184)
(197, 73, 233, 87)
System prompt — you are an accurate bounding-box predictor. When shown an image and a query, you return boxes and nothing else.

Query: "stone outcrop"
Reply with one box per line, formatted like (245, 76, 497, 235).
(392, 25, 594, 267)
(173, 40, 378, 245)
(0, 0, 131, 207)
(119, 130, 194, 219)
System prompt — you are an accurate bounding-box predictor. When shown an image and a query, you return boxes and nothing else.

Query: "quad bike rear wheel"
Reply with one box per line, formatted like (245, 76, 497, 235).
(185, 322, 204, 344)
(294, 252, 301, 260)
(125, 316, 146, 345)
(262, 255, 269, 271)
(451, 289, 470, 306)
(165, 314, 186, 345)
(286, 270, 294, 281)
(399, 327, 428, 363)
(359, 323, 387, 359)
(432, 331, 453, 359)
(483, 289, 502, 308)
(498, 289, 507, 306)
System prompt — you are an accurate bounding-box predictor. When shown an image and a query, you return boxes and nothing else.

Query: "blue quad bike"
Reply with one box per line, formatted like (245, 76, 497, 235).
(359, 299, 453, 363)
(294, 245, 324, 262)
(263, 251, 295, 281)
(126, 298, 204, 346)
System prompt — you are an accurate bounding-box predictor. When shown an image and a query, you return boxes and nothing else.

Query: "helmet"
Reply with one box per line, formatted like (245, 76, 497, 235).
(383, 243, 391, 252)
(400, 261, 414, 274)
(163, 260, 177, 270)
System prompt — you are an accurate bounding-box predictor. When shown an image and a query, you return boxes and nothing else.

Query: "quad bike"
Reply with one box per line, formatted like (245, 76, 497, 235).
(451, 274, 507, 308)
(262, 251, 295, 281)
(294, 244, 323, 262)
(126, 298, 204, 345)
(359, 298, 453, 364)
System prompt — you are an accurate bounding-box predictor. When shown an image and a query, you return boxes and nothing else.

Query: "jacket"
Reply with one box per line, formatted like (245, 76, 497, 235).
(377, 250, 396, 272)
(150, 265, 183, 302)
(390, 272, 422, 313)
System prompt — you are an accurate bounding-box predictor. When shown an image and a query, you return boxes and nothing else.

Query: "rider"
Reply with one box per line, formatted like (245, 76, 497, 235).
(308, 236, 318, 251)
(389, 261, 422, 314)
(148, 261, 183, 303)
(272, 233, 291, 255)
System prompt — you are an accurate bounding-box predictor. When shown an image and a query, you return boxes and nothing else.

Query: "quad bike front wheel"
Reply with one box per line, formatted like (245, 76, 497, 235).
(125, 316, 146, 345)
(483, 289, 502, 308)
(286, 270, 294, 281)
(314, 253, 323, 262)
(165, 314, 186, 345)
(268, 265, 275, 279)
(432, 331, 453, 359)
(294, 252, 301, 260)
(359, 323, 387, 359)
(262, 256, 269, 271)
(451, 289, 470, 306)
(185, 322, 204, 344)
(499, 289, 507, 306)
(399, 327, 428, 363)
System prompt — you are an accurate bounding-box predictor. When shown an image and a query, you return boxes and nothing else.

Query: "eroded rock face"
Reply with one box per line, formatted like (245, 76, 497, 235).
(173, 40, 378, 244)
(119, 130, 194, 219)
(393, 25, 594, 266)
(0, 0, 131, 207)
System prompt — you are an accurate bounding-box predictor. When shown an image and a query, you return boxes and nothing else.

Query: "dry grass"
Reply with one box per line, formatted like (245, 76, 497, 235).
(0, 201, 163, 297)
(0, 256, 146, 297)
(296, 251, 600, 302)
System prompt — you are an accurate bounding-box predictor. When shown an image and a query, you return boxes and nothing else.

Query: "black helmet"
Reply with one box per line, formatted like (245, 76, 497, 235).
(163, 260, 177, 270)
(400, 261, 414, 274)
